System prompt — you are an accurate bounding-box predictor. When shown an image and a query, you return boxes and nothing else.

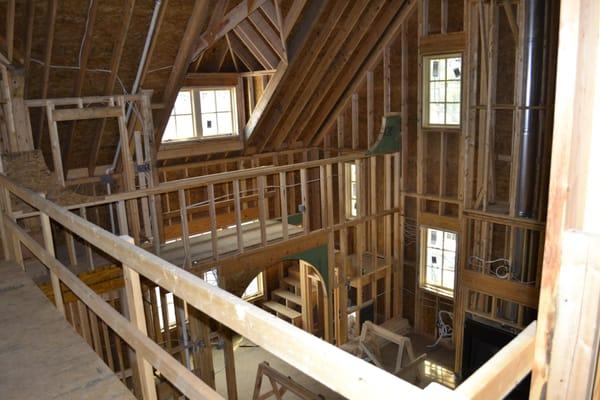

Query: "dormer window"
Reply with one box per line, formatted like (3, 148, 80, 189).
(162, 87, 238, 142)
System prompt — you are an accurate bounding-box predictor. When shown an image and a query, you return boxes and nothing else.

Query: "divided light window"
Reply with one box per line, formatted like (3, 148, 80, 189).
(345, 162, 358, 218)
(423, 54, 462, 127)
(162, 87, 238, 142)
(421, 227, 457, 297)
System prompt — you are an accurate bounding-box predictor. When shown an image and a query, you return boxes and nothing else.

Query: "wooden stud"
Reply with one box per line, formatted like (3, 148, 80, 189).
(178, 189, 192, 268)
(279, 171, 288, 240)
(207, 184, 219, 259)
(45, 104, 65, 187)
(221, 326, 238, 400)
(122, 236, 158, 400)
(40, 210, 65, 315)
(233, 179, 244, 252)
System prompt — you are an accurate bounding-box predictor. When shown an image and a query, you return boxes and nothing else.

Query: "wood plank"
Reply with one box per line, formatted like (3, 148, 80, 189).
(307, 0, 416, 146)
(272, 288, 302, 306)
(456, 322, 536, 400)
(45, 104, 65, 187)
(221, 327, 238, 400)
(4, 218, 220, 400)
(263, 301, 301, 320)
(234, 20, 278, 69)
(1, 172, 429, 400)
(156, 0, 211, 144)
(53, 106, 122, 122)
(34, 0, 57, 148)
(122, 236, 158, 400)
(0, 261, 135, 399)
(63, 0, 99, 169)
(88, 0, 135, 172)
(192, 0, 267, 59)
(248, 9, 285, 59)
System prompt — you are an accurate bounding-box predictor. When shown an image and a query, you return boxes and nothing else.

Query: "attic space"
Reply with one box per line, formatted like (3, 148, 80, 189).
(1, 1, 599, 399)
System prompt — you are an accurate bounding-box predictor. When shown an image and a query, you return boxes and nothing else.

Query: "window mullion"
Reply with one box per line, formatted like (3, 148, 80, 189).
(193, 90, 202, 138)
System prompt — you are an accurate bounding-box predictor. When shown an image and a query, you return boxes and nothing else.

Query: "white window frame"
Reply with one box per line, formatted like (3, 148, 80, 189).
(345, 162, 358, 219)
(242, 272, 265, 301)
(162, 86, 239, 143)
(420, 226, 457, 297)
(422, 53, 462, 128)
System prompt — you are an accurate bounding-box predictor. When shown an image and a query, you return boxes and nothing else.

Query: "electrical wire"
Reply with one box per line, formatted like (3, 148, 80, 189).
(426, 310, 453, 348)
(79, 0, 95, 68)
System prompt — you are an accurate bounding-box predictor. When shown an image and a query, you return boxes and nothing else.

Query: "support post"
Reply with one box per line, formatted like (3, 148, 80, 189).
(121, 235, 158, 400)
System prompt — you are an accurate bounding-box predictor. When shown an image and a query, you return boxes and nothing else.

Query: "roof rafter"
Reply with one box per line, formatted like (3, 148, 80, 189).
(265, 0, 372, 151)
(154, 0, 215, 146)
(248, 9, 285, 60)
(34, 0, 57, 149)
(306, 0, 417, 146)
(233, 20, 278, 69)
(87, 0, 135, 174)
(245, 0, 351, 150)
(191, 0, 268, 62)
(63, 0, 99, 172)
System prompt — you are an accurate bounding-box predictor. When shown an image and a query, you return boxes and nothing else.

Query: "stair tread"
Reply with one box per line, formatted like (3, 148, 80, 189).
(263, 301, 301, 319)
(272, 289, 302, 305)
(282, 276, 300, 287)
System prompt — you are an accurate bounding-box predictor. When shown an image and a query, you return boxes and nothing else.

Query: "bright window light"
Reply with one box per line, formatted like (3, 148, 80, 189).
(421, 227, 457, 296)
(423, 54, 462, 127)
(162, 87, 237, 143)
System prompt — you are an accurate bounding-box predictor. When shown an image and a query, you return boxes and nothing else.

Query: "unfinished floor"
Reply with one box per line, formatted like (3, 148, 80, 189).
(0, 261, 133, 400)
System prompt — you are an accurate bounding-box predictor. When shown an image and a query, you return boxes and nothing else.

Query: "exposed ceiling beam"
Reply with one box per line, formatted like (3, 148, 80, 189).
(225, 32, 240, 72)
(282, 0, 307, 40)
(308, 0, 417, 146)
(265, 0, 372, 152)
(87, 0, 135, 174)
(22, 0, 35, 96)
(63, 0, 99, 172)
(191, 0, 268, 61)
(34, 0, 57, 148)
(248, 9, 285, 60)
(5, 0, 15, 62)
(233, 20, 278, 69)
(226, 31, 262, 71)
(155, 0, 214, 146)
(243, 0, 331, 147)
(288, 0, 411, 146)
(194, 39, 230, 72)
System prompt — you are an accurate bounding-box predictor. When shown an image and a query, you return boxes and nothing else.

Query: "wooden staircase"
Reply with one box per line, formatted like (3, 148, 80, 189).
(263, 265, 304, 327)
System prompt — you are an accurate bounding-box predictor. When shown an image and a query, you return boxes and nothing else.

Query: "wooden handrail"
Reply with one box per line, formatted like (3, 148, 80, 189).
(0, 174, 423, 399)
(0, 171, 542, 399)
(455, 321, 537, 399)
(19, 151, 371, 213)
(2, 215, 220, 399)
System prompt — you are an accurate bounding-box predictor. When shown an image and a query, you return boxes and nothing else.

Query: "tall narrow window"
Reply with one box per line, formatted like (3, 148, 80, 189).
(162, 87, 238, 143)
(421, 227, 457, 296)
(423, 54, 462, 127)
(345, 162, 358, 218)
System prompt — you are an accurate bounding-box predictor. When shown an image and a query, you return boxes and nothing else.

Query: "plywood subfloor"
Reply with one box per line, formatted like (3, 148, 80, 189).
(0, 261, 134, 400)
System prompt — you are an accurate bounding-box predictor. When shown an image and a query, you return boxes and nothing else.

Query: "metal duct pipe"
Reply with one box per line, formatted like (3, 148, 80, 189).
(516, 0, 545, 219)
(110, 0, 162, 172)
(511, 0, 546, 285)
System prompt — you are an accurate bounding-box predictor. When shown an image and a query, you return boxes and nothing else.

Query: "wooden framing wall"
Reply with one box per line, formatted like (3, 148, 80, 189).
(310, 0, 557, 377)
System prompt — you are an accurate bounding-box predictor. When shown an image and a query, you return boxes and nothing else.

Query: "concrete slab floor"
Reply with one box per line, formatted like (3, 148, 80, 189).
(211, 332, 456, 399)
(212, 336, 346, 399)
